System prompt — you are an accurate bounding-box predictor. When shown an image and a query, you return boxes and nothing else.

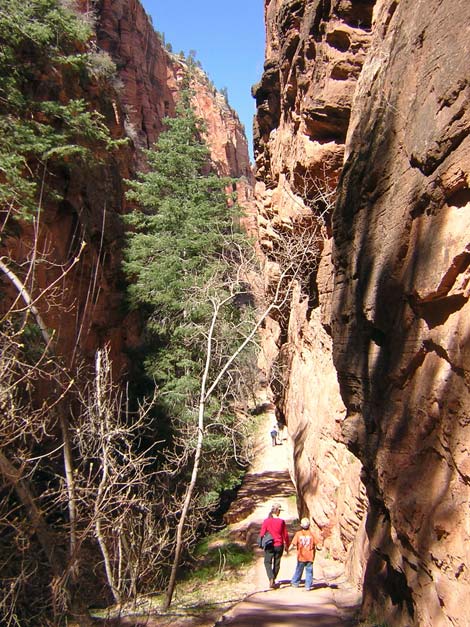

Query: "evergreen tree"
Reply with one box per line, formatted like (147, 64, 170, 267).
(125, 92, 235, 400)
(0, 0, 123, 221)
(123, 90, 259, 607)
(123, 90, 253, 500)
(0, 4, 127, 623)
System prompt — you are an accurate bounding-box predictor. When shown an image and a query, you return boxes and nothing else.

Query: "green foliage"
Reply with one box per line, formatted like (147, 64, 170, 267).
(357, 616, 390, 627)
(124, 90, 242, 396)
(123, 89, 253, 507)
(220, 86, 229, 104)
(190, 534, 254, 582)
(0, 0, 123, 220)
(191, 542, 253, 581)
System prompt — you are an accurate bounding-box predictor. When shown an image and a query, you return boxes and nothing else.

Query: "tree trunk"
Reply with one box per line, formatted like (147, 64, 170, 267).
(0, 451, 63, 576)
(0, 259, 87, 622)
(162, 299, 220, 610)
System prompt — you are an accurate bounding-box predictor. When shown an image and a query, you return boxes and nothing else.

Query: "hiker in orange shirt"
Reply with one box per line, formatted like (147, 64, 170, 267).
(289, 517, 321, 591)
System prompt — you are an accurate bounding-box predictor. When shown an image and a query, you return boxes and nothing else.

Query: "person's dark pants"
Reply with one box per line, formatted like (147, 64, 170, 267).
(264, 545, 284, 581)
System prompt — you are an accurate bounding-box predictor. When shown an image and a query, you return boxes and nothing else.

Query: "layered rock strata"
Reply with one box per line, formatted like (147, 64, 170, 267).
(97, 0, 252, 179)
(255, 0, 470, 625)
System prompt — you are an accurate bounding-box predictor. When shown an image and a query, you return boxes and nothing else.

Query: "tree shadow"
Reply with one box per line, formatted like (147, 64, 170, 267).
(224, 470, 296, 525)
(212, 596, 357, 626)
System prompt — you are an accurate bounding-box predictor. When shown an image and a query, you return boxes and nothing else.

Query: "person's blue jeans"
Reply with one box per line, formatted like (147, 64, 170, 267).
(264, 545, 284, 581)
(291, 560, 313, 590)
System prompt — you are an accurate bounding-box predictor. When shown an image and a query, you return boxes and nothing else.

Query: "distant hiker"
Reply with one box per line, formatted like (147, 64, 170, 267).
(270, 424, 278, 446)
(289, 517, 322, 591)
(259, 503, 289, 588)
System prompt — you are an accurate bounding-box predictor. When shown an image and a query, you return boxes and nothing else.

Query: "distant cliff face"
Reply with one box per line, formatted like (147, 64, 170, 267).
(3, 0, 253, 375)
(255, 0, 470, 625)
(96, 0, 251, 179)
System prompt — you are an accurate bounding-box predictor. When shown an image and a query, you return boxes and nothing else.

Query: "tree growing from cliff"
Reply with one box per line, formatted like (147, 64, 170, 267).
(0, 0, 124, 224)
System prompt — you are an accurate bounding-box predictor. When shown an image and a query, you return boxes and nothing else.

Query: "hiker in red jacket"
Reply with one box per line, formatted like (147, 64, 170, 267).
(259, 503, 289, 588)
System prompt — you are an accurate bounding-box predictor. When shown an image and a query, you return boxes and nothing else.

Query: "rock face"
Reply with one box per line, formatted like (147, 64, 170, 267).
(255, 0, 470, 625)
(2, 0, 253, 376)
(97, 0, 251, 179)
(253, 0, 372, 581)
(332, 1, 470, 625)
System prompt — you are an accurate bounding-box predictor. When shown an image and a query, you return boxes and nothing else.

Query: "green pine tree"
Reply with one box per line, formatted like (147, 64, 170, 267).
(123, 91, 260, 607)
(125, 92, 235, 397)
(123, 89, 253, 500)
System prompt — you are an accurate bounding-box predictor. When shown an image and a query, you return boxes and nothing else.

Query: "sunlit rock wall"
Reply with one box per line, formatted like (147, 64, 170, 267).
(253, 0, 372, 581)
(332, 1, 470, 625)
(255, 0, 470, 624)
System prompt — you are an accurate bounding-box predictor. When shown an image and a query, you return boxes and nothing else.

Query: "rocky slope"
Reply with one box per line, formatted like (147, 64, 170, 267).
(254, 0, 470, 625)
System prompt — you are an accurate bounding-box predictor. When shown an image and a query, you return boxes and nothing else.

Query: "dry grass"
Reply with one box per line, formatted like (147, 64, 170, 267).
(90, 537, 258, 626)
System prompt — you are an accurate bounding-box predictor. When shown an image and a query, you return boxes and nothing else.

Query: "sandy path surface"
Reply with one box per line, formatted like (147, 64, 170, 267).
(217, 416, 361, 626)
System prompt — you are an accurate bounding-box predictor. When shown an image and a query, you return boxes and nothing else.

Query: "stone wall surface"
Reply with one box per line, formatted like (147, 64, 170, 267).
(255, 0, 470, 625)
(97, 0, 251, 178)
(332, 0, 470, 625)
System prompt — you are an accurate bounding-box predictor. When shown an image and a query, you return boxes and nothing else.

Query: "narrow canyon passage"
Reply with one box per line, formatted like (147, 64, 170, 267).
(3, 1, 470, 625)
(215, 416, 362, 626)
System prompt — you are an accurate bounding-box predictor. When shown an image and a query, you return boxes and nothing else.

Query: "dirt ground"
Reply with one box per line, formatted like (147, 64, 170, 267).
(102, 414, 361, 627)
(212, 414, 362, 626)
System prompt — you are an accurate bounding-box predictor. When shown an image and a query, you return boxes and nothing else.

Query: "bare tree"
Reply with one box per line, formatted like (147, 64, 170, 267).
(70, 346, 171, 604)
(162, 220, 325, 608)
(0, 250, 172, 623)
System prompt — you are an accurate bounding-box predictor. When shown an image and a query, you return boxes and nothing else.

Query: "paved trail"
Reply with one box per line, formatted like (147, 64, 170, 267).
(217, 416, 361, 627)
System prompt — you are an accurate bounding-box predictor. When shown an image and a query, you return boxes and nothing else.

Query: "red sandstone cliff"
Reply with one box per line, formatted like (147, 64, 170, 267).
(96, 0, 252, 179)
(2, 0, 253, 376)
(253, 0, 372, 581)
(255, 0, 470, 625)
(333, 1, 470, 625)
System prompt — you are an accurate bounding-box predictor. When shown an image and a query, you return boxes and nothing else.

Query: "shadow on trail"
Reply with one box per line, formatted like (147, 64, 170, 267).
(275, 580, 334, 591)
(224, 470, 295, 524)
(213, 597, 355, 626)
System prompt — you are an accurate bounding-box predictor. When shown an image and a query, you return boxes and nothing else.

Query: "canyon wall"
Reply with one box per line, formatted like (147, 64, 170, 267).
(255, 0, 470, 625)
(253, 0, 372, 578)
(2, 0, 252, 375)
(97, 0, 252, 179)
(332, 0, 470, 625)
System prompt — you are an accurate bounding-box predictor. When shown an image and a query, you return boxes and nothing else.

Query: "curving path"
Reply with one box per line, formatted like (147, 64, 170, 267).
(216, 415, 361, 626)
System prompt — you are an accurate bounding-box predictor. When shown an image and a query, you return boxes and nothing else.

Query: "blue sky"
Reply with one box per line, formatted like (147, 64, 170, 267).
(141, 0, 265, 161)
